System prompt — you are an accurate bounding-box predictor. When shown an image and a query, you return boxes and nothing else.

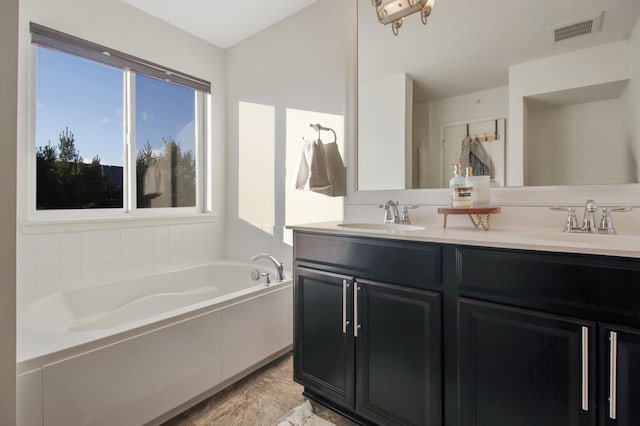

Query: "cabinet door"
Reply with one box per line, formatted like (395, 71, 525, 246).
(600, 324, 640, 426)
(355, 279, 442, 426)
(459, 298, 596, 426)
(293, 267, 355, 408)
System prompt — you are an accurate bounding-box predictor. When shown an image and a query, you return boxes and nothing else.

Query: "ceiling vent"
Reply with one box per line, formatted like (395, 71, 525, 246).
(550, 12, 603, 42)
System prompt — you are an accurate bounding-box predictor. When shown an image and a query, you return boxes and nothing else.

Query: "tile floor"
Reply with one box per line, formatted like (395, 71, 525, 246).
(163, 352, 357, 426)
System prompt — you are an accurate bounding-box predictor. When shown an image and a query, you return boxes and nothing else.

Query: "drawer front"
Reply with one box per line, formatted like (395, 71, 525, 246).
(294, 232, 442, 290)
(455, 246, 640, 322)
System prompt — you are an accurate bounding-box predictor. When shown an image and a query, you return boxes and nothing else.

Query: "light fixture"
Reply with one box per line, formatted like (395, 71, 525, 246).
(371, 0, 435, 36)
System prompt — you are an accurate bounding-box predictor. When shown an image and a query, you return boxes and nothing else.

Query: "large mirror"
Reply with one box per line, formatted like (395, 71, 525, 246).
(357, 0, 640, 192)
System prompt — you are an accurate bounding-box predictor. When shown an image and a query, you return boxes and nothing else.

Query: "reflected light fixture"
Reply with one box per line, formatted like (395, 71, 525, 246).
(372, 0, 435, 36)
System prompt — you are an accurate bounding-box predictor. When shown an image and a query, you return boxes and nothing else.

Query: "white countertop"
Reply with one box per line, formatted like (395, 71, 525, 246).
(291, 221, 640, 259)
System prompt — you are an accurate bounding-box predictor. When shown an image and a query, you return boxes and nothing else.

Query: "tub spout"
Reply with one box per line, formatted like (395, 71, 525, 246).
(250, 253, 286, 281)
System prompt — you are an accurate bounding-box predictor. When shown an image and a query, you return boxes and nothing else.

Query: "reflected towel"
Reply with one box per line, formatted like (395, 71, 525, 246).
(143, 164, 165, 196)
(459, 135, 492, 177)
(470, 137, 492, 177)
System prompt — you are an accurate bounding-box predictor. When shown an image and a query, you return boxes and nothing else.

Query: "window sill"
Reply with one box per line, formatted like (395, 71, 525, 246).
(19, 213, 218, 234)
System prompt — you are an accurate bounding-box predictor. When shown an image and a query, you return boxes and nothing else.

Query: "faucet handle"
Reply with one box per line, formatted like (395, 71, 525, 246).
(598, 206, 632, 235)
(378, 201, 394, 223)
(400, 204, 419, 224)
(551, 206, 579, 232)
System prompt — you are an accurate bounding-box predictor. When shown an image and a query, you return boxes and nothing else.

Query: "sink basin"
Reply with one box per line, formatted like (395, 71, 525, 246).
(337, 222, 425, 232)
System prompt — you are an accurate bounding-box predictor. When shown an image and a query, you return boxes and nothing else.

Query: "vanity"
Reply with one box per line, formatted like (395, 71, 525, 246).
(291, 224, 640, 426)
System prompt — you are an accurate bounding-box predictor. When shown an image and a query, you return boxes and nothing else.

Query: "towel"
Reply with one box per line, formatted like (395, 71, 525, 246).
(459, 135, 492, 177)
(294, 138, 345, 197)
(143, 164, 165, 197)
(469, 137, 492, 177)
(458, 136, 472, 172)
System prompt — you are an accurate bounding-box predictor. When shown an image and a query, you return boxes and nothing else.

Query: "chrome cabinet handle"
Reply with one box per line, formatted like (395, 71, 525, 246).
(609, 331, 618, 420)
(342, 280, 350, 334)
(582, 326, 589, 412)
(353, 283, 360, 337)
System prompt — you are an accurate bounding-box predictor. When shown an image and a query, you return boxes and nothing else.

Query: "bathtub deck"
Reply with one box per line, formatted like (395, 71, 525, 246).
(163, 352, 356, 426)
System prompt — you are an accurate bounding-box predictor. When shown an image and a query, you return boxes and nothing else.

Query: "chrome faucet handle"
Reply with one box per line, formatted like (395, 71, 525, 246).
(400, 204, 419, 224)
(550, 206, 579, 232)
(598, 206, 632, 235)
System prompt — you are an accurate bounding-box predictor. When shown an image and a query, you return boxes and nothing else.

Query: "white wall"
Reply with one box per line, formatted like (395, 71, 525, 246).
(358, 73, 413, 190)
(0, 0, 18, 422)
(624, 16, 640, 179)
(225, 0, 347, 268)
(16, 0, 227, 301)
(509, 41, 631, 186)
(526, 98, 631, 186)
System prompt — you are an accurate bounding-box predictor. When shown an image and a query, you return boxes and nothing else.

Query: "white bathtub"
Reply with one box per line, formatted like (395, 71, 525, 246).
(17, 262, 293, 426)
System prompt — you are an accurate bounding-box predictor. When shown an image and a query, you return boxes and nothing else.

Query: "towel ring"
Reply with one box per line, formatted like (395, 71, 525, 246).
(310, 123, 337, 143)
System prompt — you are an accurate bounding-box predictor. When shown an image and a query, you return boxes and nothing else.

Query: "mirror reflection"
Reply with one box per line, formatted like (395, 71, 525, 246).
(357, 0, 640, 191)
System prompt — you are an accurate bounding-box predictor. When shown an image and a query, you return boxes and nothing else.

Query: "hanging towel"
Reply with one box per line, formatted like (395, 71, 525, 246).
(143, 163, 165, 197)
(322, 142, 346, 197)
(469, 137, 492, 177)
(458, 135, 472, 172)
(294, 138, 346, 197)
(295, 138, 331, 193)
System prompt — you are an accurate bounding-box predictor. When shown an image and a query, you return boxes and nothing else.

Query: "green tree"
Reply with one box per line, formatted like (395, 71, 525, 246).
(36, 128, 123, 209)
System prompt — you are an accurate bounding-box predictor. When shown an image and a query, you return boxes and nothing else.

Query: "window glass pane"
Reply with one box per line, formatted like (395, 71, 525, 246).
(35, 47, 124, 209)
(135, 75, 196, 208)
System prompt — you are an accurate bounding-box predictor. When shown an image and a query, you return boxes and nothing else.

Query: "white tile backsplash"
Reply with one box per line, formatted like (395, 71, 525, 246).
(18, 220, 224, 299)
(82, 231, 102, 249)
(35, 234, 59, 253)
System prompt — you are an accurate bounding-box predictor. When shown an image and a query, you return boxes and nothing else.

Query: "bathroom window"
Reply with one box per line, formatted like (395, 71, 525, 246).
(31, 23, 210, 217)
(35, 48, 124, 210)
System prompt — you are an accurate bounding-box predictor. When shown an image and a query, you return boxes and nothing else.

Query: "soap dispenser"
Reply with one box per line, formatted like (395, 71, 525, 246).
(450, 162, 472, 207)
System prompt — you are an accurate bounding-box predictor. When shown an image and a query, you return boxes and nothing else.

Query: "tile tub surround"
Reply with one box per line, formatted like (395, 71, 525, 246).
(163, 352, 356, 426)
(17, 222, 224, 301)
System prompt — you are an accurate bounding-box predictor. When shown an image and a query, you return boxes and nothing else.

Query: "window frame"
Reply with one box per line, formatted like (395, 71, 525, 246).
(28, 27, 211, 222)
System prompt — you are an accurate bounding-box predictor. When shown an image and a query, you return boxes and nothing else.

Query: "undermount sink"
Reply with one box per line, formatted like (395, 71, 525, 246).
(337, 222, 426, 232)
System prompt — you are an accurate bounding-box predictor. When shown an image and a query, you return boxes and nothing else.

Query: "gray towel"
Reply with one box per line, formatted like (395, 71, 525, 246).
(458, 136, 472, 172)
(459, 135, 492, 177)
(469, 137, 492, 177)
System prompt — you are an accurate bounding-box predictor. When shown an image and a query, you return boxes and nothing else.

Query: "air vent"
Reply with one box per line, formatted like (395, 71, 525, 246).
(550, 12, 603, 42)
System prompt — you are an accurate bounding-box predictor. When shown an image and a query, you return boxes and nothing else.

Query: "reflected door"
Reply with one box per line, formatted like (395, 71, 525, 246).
(442, 118, 506, 187)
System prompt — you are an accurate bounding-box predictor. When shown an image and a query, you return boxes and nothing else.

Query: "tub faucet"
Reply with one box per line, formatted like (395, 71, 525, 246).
(250, 253, 286, 281)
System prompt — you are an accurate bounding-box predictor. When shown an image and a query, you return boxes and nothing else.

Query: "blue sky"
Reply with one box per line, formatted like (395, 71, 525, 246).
(36, 47, 195, 167)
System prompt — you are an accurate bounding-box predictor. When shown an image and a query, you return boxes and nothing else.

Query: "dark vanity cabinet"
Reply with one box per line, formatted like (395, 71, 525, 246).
(599, 325, 640, 426)
(292, 230, 640, 426)
(456, 246, 640, 426)
(458, 299, 596, 426)
(293, 232, 442, 426)
(294, 267, 355, 408)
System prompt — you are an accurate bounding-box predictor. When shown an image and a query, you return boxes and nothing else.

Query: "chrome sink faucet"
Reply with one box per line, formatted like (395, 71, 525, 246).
(551, 200, 631, 234)
(581, 199, 599, 233)
(378, 200, 419, 224)
(250, 253, 285, 281)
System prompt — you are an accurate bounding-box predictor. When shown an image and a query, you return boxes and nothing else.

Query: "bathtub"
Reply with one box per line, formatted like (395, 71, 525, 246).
(17, 262, 293, 426)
